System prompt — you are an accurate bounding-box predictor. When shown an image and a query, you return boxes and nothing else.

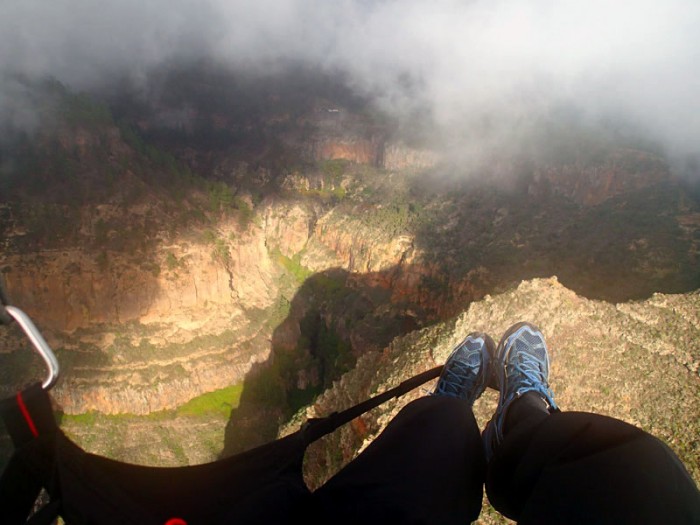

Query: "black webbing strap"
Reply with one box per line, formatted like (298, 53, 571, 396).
(302, 365, 443, 443)
(0, 383, 61, 525)
(0, 275, 12, 325)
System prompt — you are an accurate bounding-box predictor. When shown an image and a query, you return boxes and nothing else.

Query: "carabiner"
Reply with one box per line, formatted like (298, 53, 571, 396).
(5, 306, 60, 390)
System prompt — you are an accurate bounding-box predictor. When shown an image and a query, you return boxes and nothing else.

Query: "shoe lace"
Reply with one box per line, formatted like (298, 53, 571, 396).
(439, 359, 473, 395)
(436, 344, 481, 396)
(508, 349, 556, 407)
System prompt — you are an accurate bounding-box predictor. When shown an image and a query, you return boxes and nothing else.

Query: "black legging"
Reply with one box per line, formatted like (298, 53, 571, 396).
(310, 394, 700, 524)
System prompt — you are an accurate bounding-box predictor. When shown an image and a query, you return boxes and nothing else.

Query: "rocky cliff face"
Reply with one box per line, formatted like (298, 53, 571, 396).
(1, 190, 437, 415)
(530, 148, 670, 206)
(383, 142, 438, 172)
(2, 153, 697, 417)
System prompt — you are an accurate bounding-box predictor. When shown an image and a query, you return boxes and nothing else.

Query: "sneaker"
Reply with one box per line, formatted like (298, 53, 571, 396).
(433, 332, 496, 406)
(483, 322, 558, 459)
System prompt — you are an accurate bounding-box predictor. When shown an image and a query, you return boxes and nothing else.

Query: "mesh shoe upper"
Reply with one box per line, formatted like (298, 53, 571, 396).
(433, 332, 494, 406)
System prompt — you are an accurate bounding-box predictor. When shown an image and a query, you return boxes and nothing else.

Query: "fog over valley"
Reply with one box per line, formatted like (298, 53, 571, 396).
(0, 0, 698, 173)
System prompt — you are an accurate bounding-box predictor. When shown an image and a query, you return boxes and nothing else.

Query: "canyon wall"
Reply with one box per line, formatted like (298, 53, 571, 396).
(3, 196, 453, 415)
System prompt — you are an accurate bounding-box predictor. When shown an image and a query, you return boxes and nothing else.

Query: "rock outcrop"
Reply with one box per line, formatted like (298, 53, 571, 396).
(310, 137, 384, 167)
(2, 221, 276, 333)
(383, 142, 438, 171)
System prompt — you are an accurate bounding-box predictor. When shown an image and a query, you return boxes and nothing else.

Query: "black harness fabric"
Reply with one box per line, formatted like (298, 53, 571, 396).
(55, 429, 311, 524)
(0, 384, 61, 524)
(0, 384, 311, 524)
(0, 368, 443, 525)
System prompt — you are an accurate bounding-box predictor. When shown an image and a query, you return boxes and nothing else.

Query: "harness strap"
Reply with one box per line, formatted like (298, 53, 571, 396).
(302, 365, 443, 443)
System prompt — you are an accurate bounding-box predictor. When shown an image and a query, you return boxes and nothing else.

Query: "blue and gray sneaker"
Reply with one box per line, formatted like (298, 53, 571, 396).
(483, 322, 558, 459)
(433, 332, 496, 406)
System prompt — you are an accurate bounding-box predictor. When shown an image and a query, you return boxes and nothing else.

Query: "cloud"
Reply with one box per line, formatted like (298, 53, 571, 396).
(1, 0, 698, 165)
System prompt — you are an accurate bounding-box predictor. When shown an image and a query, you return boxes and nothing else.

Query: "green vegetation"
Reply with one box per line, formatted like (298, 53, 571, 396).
(299, 185, 347, 203)
(211, 237, 231, 264)
(61, 92, 114, 127)
(268, 295, 292, 327)
(231, 303, 357, 437)
(176, 384, 245, 418)
(208, 182, 235, 212)
(205, 182, 255, 226)
(201, 229, 217, 244)
(287, 159, 349, 203)
(234, 197, 254, 226)
(199, 230, 232, 265)
(359, 198, 436, 237)
(270, 247, 313, 283)
(308, 272, 352, 303)
(165, 252, 180, 271)
(314, 321, 355, 389)
(61, 383, 245, 427)
(1, 83, 265, 257)
(321, 159, 348, 179)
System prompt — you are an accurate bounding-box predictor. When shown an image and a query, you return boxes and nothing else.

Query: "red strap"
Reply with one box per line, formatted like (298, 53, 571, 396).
(16, 391, 39, 438)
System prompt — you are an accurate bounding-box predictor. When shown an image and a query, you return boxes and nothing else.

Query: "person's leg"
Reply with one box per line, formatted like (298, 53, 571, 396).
(487, 402, 700, 524)
(484, 322, 700, 524)
(313, 396, 485, 525)
(312, 332, 496, 525)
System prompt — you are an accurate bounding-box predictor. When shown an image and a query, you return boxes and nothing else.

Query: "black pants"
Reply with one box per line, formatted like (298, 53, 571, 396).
(311, 395, 700, 524)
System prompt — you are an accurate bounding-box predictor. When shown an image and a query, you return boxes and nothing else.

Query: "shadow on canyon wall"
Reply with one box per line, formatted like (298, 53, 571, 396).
(221, 264, 434, 457)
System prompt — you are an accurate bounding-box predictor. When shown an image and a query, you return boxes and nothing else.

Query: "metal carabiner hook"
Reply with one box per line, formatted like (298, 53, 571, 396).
(5, 306, 60, 390)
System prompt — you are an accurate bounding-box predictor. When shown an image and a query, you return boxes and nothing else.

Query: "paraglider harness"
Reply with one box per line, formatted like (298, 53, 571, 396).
(0, 279, 442, 524)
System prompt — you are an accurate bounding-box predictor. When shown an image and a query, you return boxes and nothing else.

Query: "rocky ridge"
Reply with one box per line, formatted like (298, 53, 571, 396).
(285, 278, 699, 504)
